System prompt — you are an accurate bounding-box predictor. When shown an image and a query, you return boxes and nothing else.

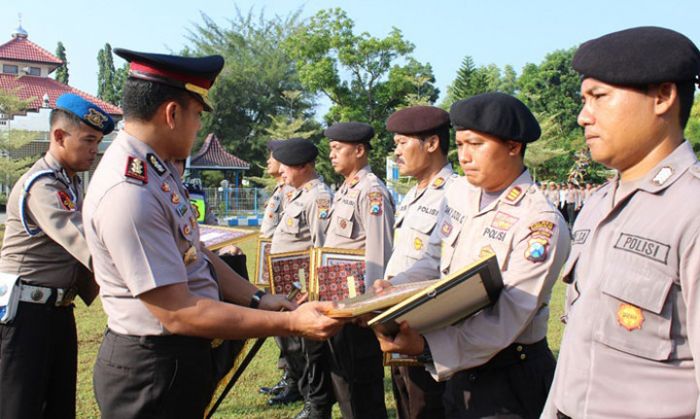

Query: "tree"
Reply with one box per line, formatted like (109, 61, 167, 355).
(0, 89, 42, 189)
(517, 48, 581, 133)
(97, 43, 119, 105)
(285, 8, 439, 178)
(686, 93, 700, 156)
(54, 42, 69, 84)
(443, 57, 516, 106)
(186, 8, 316, 178)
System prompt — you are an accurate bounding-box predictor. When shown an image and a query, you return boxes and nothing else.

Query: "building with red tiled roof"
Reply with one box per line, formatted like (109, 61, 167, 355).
(0, 25, 121, 116)
(190, 133, 250, 170)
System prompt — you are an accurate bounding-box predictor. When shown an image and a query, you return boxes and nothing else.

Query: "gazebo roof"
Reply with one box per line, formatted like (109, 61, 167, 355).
(190, 133, 250, 170)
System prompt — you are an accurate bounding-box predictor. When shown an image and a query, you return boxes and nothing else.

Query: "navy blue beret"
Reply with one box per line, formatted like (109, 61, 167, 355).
(272, 138, 318, 166)
(324, 122, 375, 143)
(450, 93, 541, 143)
(386, 106, 450, 135)
(55, 93, 114, 135)
(573, 26, 700, 86)
(114, 48, 224, 111)
(267, 139, 284, 152)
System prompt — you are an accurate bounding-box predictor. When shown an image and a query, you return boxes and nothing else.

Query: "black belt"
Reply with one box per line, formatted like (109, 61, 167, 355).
(471, 339, 550, 371)
(106, 328, 211, 350)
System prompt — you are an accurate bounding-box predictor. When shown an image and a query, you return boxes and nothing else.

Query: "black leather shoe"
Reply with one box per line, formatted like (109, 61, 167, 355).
(267, 386, 303, 406)
(293, 403, 311, 419)
(259, 375, 288, 395)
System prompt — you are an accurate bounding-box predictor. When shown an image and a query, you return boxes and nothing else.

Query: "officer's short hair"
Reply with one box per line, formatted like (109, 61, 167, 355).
(49, 108, 83, 130)
(122, 78, 192, 121)
(417, 125, 450, 156)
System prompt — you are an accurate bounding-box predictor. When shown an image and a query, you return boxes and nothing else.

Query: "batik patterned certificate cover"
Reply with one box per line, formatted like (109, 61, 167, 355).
(316, 261, 366, 302)
(268, 250, 312, 296)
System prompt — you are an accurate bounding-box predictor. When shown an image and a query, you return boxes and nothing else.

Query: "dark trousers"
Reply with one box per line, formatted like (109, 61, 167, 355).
(328, 323, 387, 419)
(565, 203, 576, 225)
(301, 338, 335, 410)
(442, 339, 556, 419)
(0, 302, 77, 419)
(392, 365, 445, 419)
(94, 329, 213, 419)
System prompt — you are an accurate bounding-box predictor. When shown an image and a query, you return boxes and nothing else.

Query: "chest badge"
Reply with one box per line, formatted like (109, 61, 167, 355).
(171, 193, 181, 205)
(617, 303, 644, 331)
(161, 182, 171, 193)
(440, 220, 453, 237)
(414, 237, 423, 251)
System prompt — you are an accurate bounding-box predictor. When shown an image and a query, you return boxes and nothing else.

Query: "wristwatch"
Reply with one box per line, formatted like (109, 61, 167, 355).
(416, 336, 433, 364)
(249, 290, 266, 309)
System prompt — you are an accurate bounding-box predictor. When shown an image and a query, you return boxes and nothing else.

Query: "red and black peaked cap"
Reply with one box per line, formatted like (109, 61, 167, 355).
(114, 48, 224, 112)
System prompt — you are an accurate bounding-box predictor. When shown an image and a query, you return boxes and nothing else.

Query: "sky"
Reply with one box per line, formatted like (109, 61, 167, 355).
(2, 0, 699, 116)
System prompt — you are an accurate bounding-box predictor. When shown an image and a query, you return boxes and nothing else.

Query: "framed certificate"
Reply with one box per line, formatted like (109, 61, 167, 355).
(311, 247, 365, 301)
(267, 250, 312, 296)
(254, 238, 272, 287)
(199, 225, 257, 251)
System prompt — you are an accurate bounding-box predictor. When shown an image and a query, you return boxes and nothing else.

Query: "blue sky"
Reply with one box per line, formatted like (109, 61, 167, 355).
(2, 0, 699, 116)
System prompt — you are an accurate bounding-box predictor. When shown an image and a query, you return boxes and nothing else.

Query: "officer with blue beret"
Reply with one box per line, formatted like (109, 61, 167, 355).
(544, 27, 700, 419)
(83, 50, 343, 418)
(0, 93, 113, 418)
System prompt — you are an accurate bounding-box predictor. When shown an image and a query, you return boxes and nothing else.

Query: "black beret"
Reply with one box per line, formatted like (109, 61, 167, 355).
(573, 26, 700, 86)
(450, 93, 541, 143)
(267, 139, 284, 152)
(386, 106, 450, 135)
(114, 48, 224, 111)
(272, 138, 318, 166)
(324, 122, 375, 143)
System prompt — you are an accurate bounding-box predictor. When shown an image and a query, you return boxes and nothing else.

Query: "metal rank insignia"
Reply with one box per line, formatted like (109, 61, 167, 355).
(286, 218, 294, 227)
(183, 224, 191, 236)
(125, 156, 148, 184)
(349, 176, 359, 188)
(30, 288, 44, 301)
(147, 153, 166, 176)
(617, 303, 644, 331)
(183, 245, 198, 265)
(190, 217, 197, 229)
(432, 177, 445, 189)
(161, 182, 171, 193)
(171, 193, 181, 205)
(505, 186, 522, 202)
(652, 166, 673, 186)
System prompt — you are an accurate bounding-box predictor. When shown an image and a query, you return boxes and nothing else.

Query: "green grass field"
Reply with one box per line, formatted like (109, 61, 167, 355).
(67, 232, 566, 418)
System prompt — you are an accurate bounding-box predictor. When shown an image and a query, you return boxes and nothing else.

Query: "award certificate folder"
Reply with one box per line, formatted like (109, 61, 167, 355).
(368, 255, 503, 336)
(200, 225, 257, 251)
(267, 250, 312, 296)
(325, 280, 435, 318)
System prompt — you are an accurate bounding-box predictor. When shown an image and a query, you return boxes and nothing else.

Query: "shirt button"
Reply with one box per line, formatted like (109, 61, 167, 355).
(516, 345, 523, 352)
(520, 354, 527, 360)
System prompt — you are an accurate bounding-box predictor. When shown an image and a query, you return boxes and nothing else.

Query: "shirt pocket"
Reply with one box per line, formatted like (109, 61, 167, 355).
(333, 203, 355, 238)
(281, 205, 303, 235)
(596, 264, 675, 361)
(405, 216, 437, 260)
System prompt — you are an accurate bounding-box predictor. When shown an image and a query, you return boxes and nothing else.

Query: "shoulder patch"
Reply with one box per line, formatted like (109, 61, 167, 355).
(125, 156, 148, 184)
(317, 198, 330, 219)
(147, 153, 166, 176)
(368, 191, 383, 215)
(57, 191, 76, 211)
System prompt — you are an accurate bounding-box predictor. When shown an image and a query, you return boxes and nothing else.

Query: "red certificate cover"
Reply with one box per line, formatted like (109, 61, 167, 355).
(270, 254, 311, 295)
(316, 262, 366, 302)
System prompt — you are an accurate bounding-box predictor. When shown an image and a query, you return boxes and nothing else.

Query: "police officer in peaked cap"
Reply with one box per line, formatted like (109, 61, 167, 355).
(83, 49, 343, 418)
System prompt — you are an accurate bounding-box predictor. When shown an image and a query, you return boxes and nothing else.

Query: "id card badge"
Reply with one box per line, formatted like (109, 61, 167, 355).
(0, 272, 21, 324)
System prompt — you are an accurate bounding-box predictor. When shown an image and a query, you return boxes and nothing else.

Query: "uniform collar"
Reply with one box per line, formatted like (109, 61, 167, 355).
(344, 165, 371, 191)
(302, 176, 321, 192)
(429, 164, 454, 190)
(44, 151, 75, 185)
(635, 140, 697, 194)
(115, 130, 173, 180)
(473, 169, 532, 215)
